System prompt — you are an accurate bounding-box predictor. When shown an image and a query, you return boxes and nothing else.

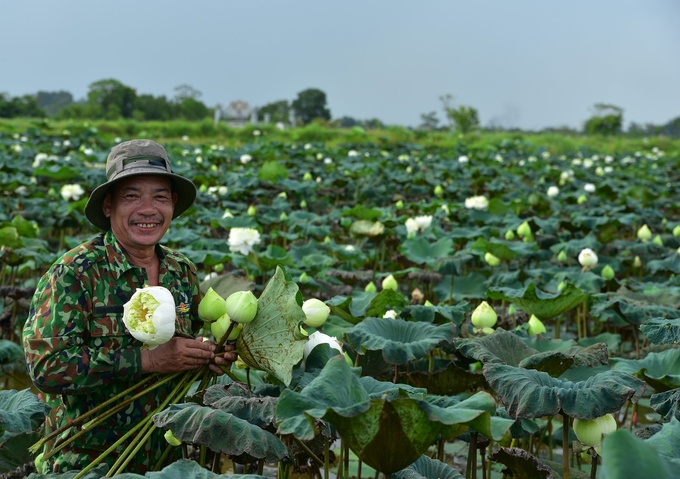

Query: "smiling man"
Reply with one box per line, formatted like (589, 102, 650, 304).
(22, 140, 237, 473)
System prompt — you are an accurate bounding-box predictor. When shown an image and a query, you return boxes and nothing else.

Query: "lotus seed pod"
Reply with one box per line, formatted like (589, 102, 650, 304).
(365, 281, 377, 293)
(578, 248, 598, 267)
(557, 250, 568, 262)
(164, 430, 182, 447)
(434, 184, 444, 198)
(527, 315, 547, 336)
(637, 224, 652, 242)
(653, 235, 663, 246)
(198, 287, 226, 322)
(517, 221, 532, 238)
(504, 229, 516, 240)
(485, 252, 501, 267)
(122, 286, 176, 349)
(302, 298, 331, 327)
(673, 225, 680, 237)
(601, 265, 615, 280)
(471, 301, 497, 329)
(381, 274, 398, 291)
(224, 290, 258, 324)
(247, 205, 257, 216)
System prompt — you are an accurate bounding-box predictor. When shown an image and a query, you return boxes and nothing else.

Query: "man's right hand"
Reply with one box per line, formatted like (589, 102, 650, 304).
(141, 337, 217, 374)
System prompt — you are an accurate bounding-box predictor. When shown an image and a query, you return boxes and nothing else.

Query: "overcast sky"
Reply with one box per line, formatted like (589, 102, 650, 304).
(2, 1, 679, 130)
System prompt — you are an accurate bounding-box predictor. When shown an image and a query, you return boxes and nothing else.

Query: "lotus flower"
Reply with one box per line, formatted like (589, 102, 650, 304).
(527, 315, 547, 336)
(382, 274, 398, 291)
(578, 248, 598, 269)
(228, 227, 261, 255)
(302, 298, 330, 327)
(211, 313, 242, 342)
(240, 154, 252, 164)
(198, 287, 226, 322)
(573, 414, 617, 447)
(60, 184, 85, 201)
(547, 186, 559, 198)
(471, 301, 497, 329)
(122, 286, 176, 349)
(464, 195, 489, 210)
(383, 310, 398, 319)
(584, 183, 596, 193)
(301, 331, 343, 369)
(484, 252, 501, 267)
(224, 290, 258, 324)
(637, 224, 652, 242)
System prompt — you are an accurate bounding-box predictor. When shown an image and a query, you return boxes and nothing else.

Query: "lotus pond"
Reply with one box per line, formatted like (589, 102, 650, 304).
(2, 127, 680, 479)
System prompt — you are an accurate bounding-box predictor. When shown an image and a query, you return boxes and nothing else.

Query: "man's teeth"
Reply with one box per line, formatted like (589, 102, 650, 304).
(137, 223, 156, 228)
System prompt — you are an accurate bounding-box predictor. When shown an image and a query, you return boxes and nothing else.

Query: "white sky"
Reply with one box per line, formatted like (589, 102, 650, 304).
(2, 0, 679, 130)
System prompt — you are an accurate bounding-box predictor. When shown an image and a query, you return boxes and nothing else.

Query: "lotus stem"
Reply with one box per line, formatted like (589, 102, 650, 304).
(153, 443, 175, 471)
(336, 438, 344, 479)
(324, 435, 330, 479)
(257, 458, 265, 475)
(562, 412, 570, 479)
(590, 449, 598, 479)
(437, 437, 444, 461)
(344, 441, 349, 479)
(199, 444, 208, 468)
(468, 431, 478, 479)
(108, 417, 157, 476)
(291, 435, 324, 466)
(211, 451, 221, 473)
(357, 460, 362, 479)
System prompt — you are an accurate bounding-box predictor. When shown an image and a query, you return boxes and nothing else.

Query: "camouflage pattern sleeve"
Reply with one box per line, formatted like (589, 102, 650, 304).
(23, 263, 143, 395)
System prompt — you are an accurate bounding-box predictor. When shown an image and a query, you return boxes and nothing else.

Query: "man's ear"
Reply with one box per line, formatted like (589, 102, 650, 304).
(102, 192, 112, 218)
(172, 191, 178, 208)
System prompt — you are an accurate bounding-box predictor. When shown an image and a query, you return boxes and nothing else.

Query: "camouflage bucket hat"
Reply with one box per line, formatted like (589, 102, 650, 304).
(84, 139, 197, 231)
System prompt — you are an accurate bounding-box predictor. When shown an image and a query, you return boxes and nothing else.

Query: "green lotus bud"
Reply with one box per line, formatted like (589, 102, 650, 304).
(558, 281, 566, 291)
(471, 301, 497, 329)
(527, 315, 546, 336)
(633, 255, 642, 268)
(214, 263, 224, 273)
(199, 184, 208, 193)
(484, 252, 501, 267)
(573, 414, 617, 447)
(224, 290, 258, 324)
(395, 200, 404, 210)
(424, 300, 434, 307)
(198, 287, 226, 322)
(279, 211, 288, 221)
(381, 274, 398, 291)
(122, 286, 176, 349)
(481, 327, 495, 335)
(601, 264, 615, 280)
(434, 184, 444, 198)
(323, 236, 331, 244)
(164, 429, 183, 447)
(365, 281, 377, 293)
(303, 172, 313, 181)
(300, 199, 308, 208)
(517, 221, 531, 238)
(508, 303, 518, 315)
(653, 235, 663, 246)
(557, 250, 568, 262)
(34, 452, 47, 474)
(504, 229, 515, 240)
(637, 224, 652, 242)
(299, 272, 309, 283)
(577, 194, 587, 204)
(302, 298, 331, 327)
(673, 225, 680, 237)
(277, 191, 287, 199)
(211, 313, 242, 342)
(523, 233, 534, 243)
(247, 205, 257, 216)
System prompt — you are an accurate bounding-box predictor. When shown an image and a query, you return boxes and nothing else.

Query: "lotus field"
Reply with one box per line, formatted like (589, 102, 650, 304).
(3, 127, 680, 479)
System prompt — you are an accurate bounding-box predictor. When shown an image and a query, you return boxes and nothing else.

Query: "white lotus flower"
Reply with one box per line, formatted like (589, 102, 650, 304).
(302, 331, 343, 369)
(547, 186, 559, 198)
(302, 298, 330, 327)
(458, 155, 469, 164)
(578, 248, 598, 268)
(405, 218, 419, 235)
(60, 184, 85, 201)
(584, 183, 596, 193)
(383, 310, 398, 319)
(33, 153, 48, 168)
(122, 286, 176, 349)
(228, 227, 261, 255)
(240, 154, 253, 164)
(414, 215, 432, 231)
(464, 195, 489, 210)
(347, 150, 359, 157)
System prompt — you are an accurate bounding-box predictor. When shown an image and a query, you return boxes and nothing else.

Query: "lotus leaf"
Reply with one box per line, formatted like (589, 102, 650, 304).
(434, 272, 488, 302)
(0, 389, 51, 436)
(483, 363, 645, 419)
(199, 274, 254, 297)
(496, 407, 539, 439)
(403, 360, 486, 395)
(202, 383, 278, 429)
(235, 266, 308, 386)
(471, 237, 536, 261)
(247, 245, 295, 272)
(392, 455, 464, 479)
(152, 403, 287, 463)
(650, 388, 680, 422)
(641, 318, 680, 345)
(487, 282, 588, 319)
(601, 427, 680, 479)
(490, 447, 590, 479)
(401, 302, 469, 325)
(345, 317, 455, 365)
(610, 349, 680, 392)
(646, 253, 680, 274)
(400, 236, 454, 265)
(0, 339, 25, 374)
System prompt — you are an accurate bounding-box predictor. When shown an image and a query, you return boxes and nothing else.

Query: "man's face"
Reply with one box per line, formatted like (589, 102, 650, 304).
(102, 175, 177, 251)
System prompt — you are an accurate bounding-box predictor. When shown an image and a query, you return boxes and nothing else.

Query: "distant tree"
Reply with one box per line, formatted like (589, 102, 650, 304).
(87, 79, 137, 119)
(258, 100, 290, 123)
(291, 88, 331, 125)
(173, 84, 202, 102)
(419, 111, 440, 130)
(439, 94, 479, 133)
(36, 90, 73, 117)
(0, 93, 45, 118)
(584, 103, 623, 136)
(337, 116, 358, 127)
(134, 94, 173, 121)
(176, 97, 210, 120)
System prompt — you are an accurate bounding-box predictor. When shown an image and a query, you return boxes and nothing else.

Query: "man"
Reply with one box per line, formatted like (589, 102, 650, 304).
(23, 139, 236, 473)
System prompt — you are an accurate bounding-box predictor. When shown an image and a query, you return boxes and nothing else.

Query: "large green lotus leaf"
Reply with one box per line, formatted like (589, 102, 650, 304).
(341, 205, 383, 220)
(400, 236, 454, 265)
(486, 282, 588, 319)
(434, 272, 488, 302)
(646, 253, 680, 274)
(0, 389, 50, 435)
(0, 431, 41, 473)
(490, 447, 590, 479)
(247, 244, 295, 272)
(364, 289, 410, 318)
(0, 226, 23, 249)
(610, 349, 680, 392)
(520, 335, 610, 369)
(641, 318, 680, 345)
(392, 455, 464, 479)
(601, 428, 680, 479)
(0, 339, 26, 374)
(496, 407, 539, 439)
(403, 361, 486, 396)
(454, 328, 575, 377)
(401, 302, 469, 326)
(650, 388, 680, 421)
(152, 403, 287, 463)
(235, 266, 308, 386)
(358, 376, 427, 400)
(199, 273, 254, 297)
(202, 383, 278, 429)
(471, 237, 536, 261)
(483, 364, 646, 420)
(345, 317, 455, 365)
(22, 464, 109, 479)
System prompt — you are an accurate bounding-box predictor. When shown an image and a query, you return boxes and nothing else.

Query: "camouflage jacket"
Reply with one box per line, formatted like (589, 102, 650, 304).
(22, 230, 202, 474)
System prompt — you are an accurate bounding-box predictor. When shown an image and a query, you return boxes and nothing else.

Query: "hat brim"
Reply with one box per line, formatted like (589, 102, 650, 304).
(84, 168, 197, 231)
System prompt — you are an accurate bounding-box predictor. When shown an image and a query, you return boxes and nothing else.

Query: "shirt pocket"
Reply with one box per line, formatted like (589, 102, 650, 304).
(89, 306, 131, 349)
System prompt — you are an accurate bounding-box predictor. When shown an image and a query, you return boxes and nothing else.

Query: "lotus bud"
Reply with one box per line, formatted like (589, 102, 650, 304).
(323, 236, 331, 244)
(577, 194, 588, 204)
(517, 221, 532, 238)
(504, 229, 515, 240)
(485, 252, 501, 267)
(601, 265, 615, 280)
(302, 298, 330, 327)
(303, 172, 313, 181)
(247, 205, 257, 216)
(198, 287, 227, 322)
(573, 414, 617, 447)
(299, 272, 309, 283)
(471, 301, 497, 329)
(224, 290, 258, 324)
(395, 200, 404, 210)
(300, 199, 308, 208)
(234, 357, 249, 369)
(578, 248, 598, 268)
(673, 225, 680, 237)
(434, 185, 444, 198)
(637, 224, 652, 242)
(633, 255, 642, 268)
(546, 186, 559, 198)
(424, 300, 434, 307)
(365, 281, 377, 293)
(214, 263, 224, 273)
(164, 430, 183, 447)
(279, 212, 288, 221)
(199, 184, 208, 193)
(211, 313, 243, 342)
(558, 281, 566, 291)
(557, 250, 568, 262)
(122, 286, 176, 349)
(508, 303, 518, 315)
(481, 327, 495, 335)
(527, 315, 546, 336)
(411, 288, 424, 303)
(653, 235, 664, 246)
(277, 191, 287, 199)
(34, 452, 47, 474)
(381, 274, 398, 291)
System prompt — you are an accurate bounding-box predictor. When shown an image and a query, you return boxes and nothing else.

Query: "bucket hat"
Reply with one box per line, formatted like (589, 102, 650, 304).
(84, 139, 197, 230)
